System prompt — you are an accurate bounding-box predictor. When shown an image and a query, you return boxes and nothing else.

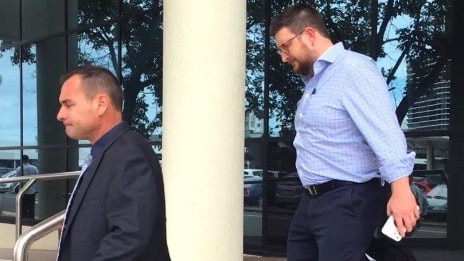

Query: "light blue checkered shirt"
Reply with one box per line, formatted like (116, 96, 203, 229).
(294, 42, 415, 186)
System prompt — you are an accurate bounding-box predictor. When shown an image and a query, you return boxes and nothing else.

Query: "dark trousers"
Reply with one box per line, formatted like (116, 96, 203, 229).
(287, 180, 382, 261)
(22, 194, 36, 219)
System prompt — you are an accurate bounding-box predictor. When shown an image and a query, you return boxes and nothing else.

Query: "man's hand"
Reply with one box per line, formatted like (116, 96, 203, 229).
(386, 176, 419, 237)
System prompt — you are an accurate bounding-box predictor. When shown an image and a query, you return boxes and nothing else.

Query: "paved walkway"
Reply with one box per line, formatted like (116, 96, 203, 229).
(0, 249, 280, 261)
(0, 250, 287, 261)
(1, 250, 282, 261)
(244, 248, 464, 261)
(244, 255, 285, 261)
(1, 248, 464, 260)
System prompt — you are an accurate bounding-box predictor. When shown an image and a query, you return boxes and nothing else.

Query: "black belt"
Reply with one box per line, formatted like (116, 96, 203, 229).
(305, 178, 380, 196)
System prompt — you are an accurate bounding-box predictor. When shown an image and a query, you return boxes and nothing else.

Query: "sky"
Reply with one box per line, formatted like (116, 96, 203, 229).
(0, 49, 38, 147)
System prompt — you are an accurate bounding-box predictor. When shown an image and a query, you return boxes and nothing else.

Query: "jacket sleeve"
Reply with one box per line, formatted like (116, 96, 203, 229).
(93, 145, 161, 260)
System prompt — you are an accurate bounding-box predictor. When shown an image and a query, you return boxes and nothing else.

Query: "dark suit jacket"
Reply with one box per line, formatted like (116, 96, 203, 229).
(58, 122, 170, 261)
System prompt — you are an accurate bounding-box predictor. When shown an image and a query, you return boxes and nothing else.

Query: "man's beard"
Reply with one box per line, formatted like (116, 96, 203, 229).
(292, 60, 312, 76)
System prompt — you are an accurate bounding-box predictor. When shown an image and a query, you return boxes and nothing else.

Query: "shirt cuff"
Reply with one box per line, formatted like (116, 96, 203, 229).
(379, 151, 416, 183)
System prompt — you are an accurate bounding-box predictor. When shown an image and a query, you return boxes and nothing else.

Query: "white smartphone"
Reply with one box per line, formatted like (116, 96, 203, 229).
(381, 215, 403, 242)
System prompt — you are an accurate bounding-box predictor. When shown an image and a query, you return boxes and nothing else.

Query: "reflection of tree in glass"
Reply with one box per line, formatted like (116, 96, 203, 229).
(76, 0, 163, 139)
(0, 0, 452, 138)
(245, 0, 451, 135)
(1, 1, 163, 139)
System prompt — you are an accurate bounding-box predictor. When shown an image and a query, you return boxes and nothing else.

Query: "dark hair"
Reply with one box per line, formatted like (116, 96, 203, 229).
(270, 4, 329, 38)
(60, 66, 124, 111)
(22, 155, 29, 162)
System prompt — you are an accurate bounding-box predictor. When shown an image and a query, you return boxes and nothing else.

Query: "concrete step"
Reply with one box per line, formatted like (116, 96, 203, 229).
(0, 248, 57, 261)
(0, 222, 59, 251)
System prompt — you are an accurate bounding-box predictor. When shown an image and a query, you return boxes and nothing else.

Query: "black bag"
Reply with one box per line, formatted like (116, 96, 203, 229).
(366, 237, 417, 261)
(365, 184, 417, 261)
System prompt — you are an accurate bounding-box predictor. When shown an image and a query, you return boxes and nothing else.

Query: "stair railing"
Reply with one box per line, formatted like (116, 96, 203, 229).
(13, 210, 65, 261)
(0, 171, 80, 260)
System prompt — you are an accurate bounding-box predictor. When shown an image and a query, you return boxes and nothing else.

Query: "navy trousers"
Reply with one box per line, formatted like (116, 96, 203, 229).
(287, 180, 382, 261)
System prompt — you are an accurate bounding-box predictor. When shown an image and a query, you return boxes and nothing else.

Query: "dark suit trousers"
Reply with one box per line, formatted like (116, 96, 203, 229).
(21, 194, 35, 219)
(287, 180, 382, 261)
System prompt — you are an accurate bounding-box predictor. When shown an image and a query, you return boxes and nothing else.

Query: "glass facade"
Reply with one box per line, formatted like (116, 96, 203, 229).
(243, 0, 461, 252)
(0, 0, 463, 253)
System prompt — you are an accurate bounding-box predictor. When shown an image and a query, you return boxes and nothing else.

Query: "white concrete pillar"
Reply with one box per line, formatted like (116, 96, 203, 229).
(163, 1, 246, 260)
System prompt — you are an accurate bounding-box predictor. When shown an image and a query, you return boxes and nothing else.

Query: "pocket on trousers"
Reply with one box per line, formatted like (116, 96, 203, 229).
(350, 183, 382, 218)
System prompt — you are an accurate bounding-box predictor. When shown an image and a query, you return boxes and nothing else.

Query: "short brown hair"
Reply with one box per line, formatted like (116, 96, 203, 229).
(60, 66, 123, 111)
(270, 4, 329, 38)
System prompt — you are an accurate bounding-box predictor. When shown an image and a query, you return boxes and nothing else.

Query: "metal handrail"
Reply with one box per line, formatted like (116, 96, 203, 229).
(13, 210, 65, 261)
(0, 171, 80, 184)
(0, 171, 80, 238)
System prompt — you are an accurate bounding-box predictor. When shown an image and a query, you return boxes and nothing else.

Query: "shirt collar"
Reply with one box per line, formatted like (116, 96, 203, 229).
(313, 42, 345, 75)
(317, 42, 345, 65)
(91, 121, 126, 157)
(301, 42, 345, 85)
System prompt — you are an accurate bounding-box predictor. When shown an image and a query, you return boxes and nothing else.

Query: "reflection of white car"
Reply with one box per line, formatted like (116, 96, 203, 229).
(425, 184, 447, 220)
(0, 171, 20, 193)
(243, 168, 263, 177)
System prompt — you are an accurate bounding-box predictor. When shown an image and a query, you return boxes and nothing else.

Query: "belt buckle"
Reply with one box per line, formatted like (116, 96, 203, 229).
(307, 185, 318, 196)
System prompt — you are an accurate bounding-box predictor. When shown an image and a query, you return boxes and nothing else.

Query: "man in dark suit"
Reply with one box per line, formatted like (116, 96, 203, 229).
(56, 66, 170, 260)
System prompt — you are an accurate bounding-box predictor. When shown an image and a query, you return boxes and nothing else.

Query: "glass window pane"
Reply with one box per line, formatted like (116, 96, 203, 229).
(245, 1, 265, 138)
(0, 49, 20, 147)
(404, 63, 451, 131)
(244, 141, 264, 245)
(408, 136, 448, 239)
(0, 149, 20, 171)
(70, 0, 119, 30)
(0, 149, 20, 219)
(120, 8, 162, 139)
(23, 0, 65, 41)
(0, 0, 20, 45)
(32, 36, 69, 149)
(74, 25, 119, 69)
(23, 45, 38, 146)
(264, 0, 452, 248)
(34, 147, 74, 221)
(264, 138, 299, 245)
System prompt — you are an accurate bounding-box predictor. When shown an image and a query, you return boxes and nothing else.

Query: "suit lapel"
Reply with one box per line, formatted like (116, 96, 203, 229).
(63, 155, 100, 232)
(61, 122, 131, 241)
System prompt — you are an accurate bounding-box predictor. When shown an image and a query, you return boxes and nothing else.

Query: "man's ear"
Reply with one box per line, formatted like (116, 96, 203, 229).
(94, 93, 110, 116)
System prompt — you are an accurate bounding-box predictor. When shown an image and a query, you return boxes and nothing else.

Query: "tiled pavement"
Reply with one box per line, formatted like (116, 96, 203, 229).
(1, 248, 463, 261)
